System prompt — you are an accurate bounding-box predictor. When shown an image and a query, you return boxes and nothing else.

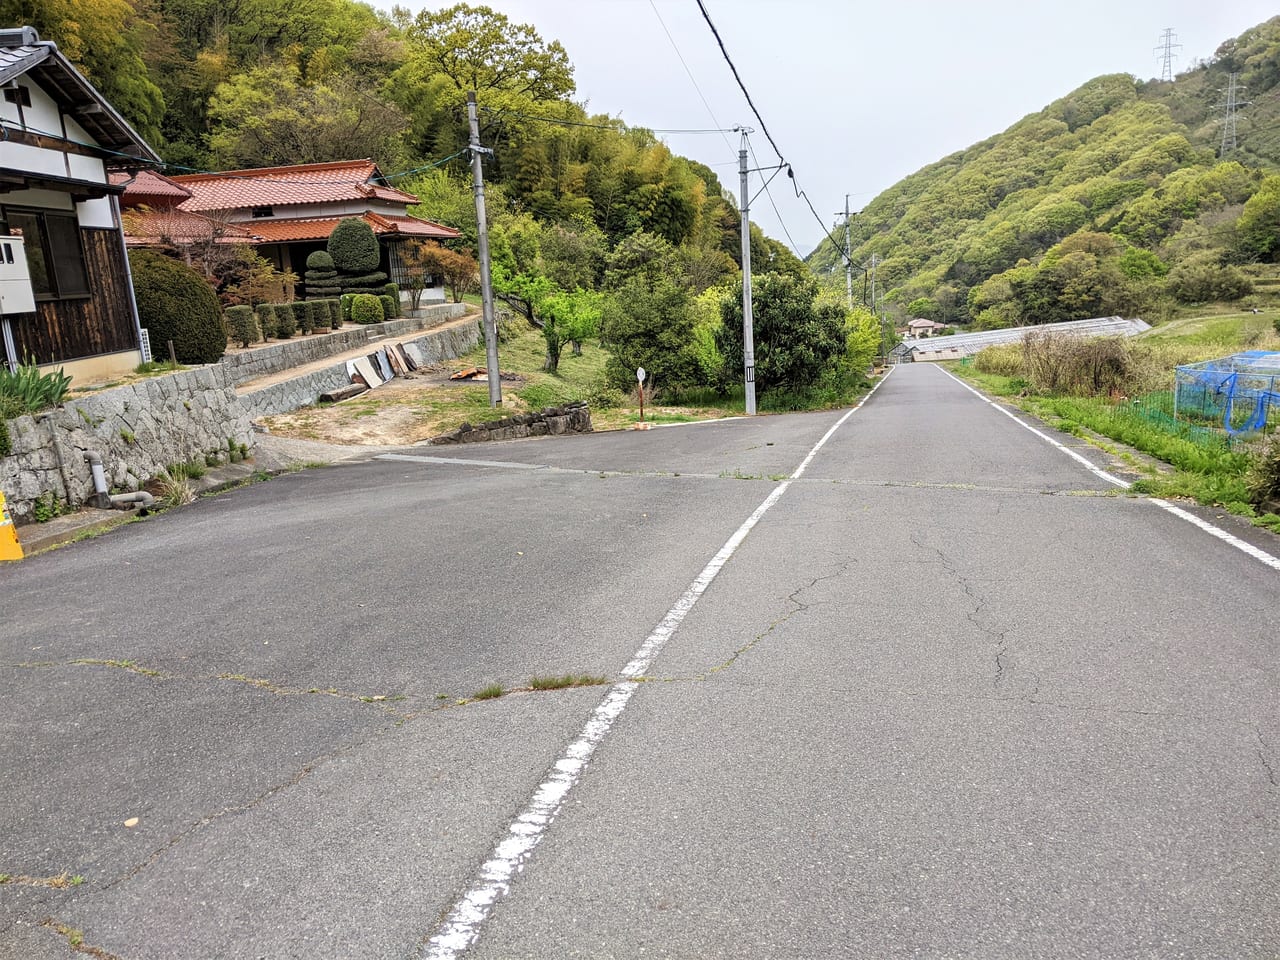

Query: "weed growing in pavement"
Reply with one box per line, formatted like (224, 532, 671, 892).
(528, 675, 609, 691)
(471, 683, 505, 701)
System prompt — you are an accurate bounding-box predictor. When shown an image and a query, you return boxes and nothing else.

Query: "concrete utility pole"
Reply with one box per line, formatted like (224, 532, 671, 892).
(467, 91, 502, 408)
(834, 195, 853, 310)
(1154, 28, 1181, 82)
(1219, 73, 1250, 156)
(737, 127, 757, 416)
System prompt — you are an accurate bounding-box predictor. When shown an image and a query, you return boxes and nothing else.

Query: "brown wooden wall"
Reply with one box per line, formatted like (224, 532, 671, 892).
(11, 228, 138, 365)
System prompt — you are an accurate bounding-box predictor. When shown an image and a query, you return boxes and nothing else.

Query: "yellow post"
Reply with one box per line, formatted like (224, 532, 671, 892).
(0, 490, 23, 561)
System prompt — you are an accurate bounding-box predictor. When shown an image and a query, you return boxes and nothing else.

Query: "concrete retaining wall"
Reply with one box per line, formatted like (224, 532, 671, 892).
(1, 365, 255, 521)
(431, 402, 592, 444)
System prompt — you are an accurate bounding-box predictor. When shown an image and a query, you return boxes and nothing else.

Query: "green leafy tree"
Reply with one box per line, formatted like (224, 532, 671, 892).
(601, 274, 697, 393)
(538, 289, 602, 373)
(717, 274, 845, 392)
(207, 59, 409, 167)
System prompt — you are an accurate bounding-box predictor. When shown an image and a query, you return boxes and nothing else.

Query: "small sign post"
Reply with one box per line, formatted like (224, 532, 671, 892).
(637, 366, 646, 423)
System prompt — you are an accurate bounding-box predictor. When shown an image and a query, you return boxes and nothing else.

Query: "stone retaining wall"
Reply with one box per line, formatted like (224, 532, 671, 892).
(431, 402, 592, 444)
(1, 365, 255, 521)
(241, 317, 482, 419)
(220, 303, 469, 386)
(1, 308, 484, 521)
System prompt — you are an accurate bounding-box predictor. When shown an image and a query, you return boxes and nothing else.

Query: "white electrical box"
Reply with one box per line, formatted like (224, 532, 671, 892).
(0, 235, 36, 315)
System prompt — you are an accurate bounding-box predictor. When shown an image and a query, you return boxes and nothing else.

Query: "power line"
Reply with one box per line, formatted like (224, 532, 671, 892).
(693, 0, 853, 266)
(648, 0, 736, 157)
(748, 137, 801, 256)
(694, 0, 784, 163)
(479, 106, 732, 135)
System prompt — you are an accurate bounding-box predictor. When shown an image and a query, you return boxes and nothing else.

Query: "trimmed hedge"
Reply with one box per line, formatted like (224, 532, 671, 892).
(306, 250, 335, 272)
(350, 293, 384, 324)
(225, 305, 258, 348)
(327, 299, 342, 329)
(340, 293, 355, 321)
(273, 302, 297, 338)
(256, 303, 277, 340)
(378, 294, 397, 321)
(128, 249, 225, 364)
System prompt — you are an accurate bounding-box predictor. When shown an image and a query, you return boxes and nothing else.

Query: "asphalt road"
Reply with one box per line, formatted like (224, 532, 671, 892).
(2, 362, 1277, 959)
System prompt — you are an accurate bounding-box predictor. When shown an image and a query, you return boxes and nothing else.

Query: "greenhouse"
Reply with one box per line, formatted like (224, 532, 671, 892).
(1174, 351, 1280, 436)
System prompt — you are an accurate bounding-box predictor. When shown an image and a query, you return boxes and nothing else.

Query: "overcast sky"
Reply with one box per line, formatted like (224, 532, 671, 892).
(407, 1, 1276, 256)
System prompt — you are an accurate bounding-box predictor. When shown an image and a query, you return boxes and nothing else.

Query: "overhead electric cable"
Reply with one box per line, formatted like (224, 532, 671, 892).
(694, 0, 784, 162)
(649, 0, 736, 157)
(479, 106, 731, 134)
(748, 138, 801, 255)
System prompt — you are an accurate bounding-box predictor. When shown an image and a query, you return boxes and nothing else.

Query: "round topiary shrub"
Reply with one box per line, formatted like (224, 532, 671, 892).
(327, 218, 380, 274)
(128, 249, 226, 363)
(306, 250, 335, 272)
(379, 294, 397, 321)
(350, 293, 384, 325)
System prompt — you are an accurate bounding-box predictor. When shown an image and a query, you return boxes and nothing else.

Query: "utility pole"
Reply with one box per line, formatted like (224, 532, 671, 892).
(737, 127, 757, 416)
(467, 91, 502, 408)
(1154, 28, 1181, 82)
(833, 195, 853, 310)
(1219, 73, 1250, 156)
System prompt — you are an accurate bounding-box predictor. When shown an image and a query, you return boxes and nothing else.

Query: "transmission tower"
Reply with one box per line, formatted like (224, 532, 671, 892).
(1219, 73, 1250, 156)
(1154, 27, 1181, 82)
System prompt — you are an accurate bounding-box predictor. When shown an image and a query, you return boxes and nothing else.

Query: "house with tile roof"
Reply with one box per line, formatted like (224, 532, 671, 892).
(0, 26, 161, 382)
(120, 160, 462, 305)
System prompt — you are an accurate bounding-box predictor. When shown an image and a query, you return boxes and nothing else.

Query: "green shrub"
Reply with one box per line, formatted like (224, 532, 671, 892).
(256, 303, 276, 340)
(327, 218, 380, 274)
(340, 294, 355, 322)
(273, 302, 297, 339)
(350, 293, 384, 325)
(0, 359, 72, 414)
(224, 305, 258, 348)
(327, 299, 342, 329)
(383, 283, 401, 317)
(341, 271, 389, 295)
(378, 294, 397, 321)
(974, 343, 1024, 377)
(306, 250, 335, 272)
(298, 301, 315, 335)
(128, 249, 225, 364)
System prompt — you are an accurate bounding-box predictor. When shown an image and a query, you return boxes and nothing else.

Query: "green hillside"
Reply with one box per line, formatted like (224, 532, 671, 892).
(809, 17, 1280, 329)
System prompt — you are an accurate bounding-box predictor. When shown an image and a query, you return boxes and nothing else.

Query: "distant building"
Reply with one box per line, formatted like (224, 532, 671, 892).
(906, 318, 948, 338)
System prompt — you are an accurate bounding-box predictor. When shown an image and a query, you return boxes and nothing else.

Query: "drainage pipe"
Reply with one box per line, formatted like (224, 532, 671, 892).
(108, 490, 155, 510)
(83, 451, 111, 508)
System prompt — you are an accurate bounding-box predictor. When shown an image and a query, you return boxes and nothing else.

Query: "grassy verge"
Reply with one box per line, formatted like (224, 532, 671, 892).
(951, 363, 1265, 516)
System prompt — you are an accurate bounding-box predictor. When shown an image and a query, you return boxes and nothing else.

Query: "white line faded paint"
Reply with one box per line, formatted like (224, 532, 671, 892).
(934, 364, 1280, 572)
(418, 369, 895, 960)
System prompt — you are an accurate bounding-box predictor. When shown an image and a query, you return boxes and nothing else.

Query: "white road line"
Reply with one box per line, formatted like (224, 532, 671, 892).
(377, 454, 546, 471)
(934, 364, 1280, 572)
(417, 369, 894, 960)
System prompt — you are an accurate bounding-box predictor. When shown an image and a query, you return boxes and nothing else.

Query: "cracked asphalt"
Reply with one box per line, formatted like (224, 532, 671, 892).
(3, 362, 1278, 959)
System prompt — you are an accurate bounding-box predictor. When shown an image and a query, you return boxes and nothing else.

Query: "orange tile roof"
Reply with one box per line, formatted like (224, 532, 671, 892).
(111, 169, 193, 206)
(244, 212, 460, 243)
(171, 159, 420, 212)
(121, 207, 258, 245)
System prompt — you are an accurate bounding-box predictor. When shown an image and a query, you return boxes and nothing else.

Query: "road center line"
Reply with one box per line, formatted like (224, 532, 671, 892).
(935, 363, 1280, 572)
(417, 369, 894, 960)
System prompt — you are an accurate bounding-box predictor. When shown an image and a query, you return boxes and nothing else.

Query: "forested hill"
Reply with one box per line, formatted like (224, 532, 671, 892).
(808, 16, 1280, 328)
